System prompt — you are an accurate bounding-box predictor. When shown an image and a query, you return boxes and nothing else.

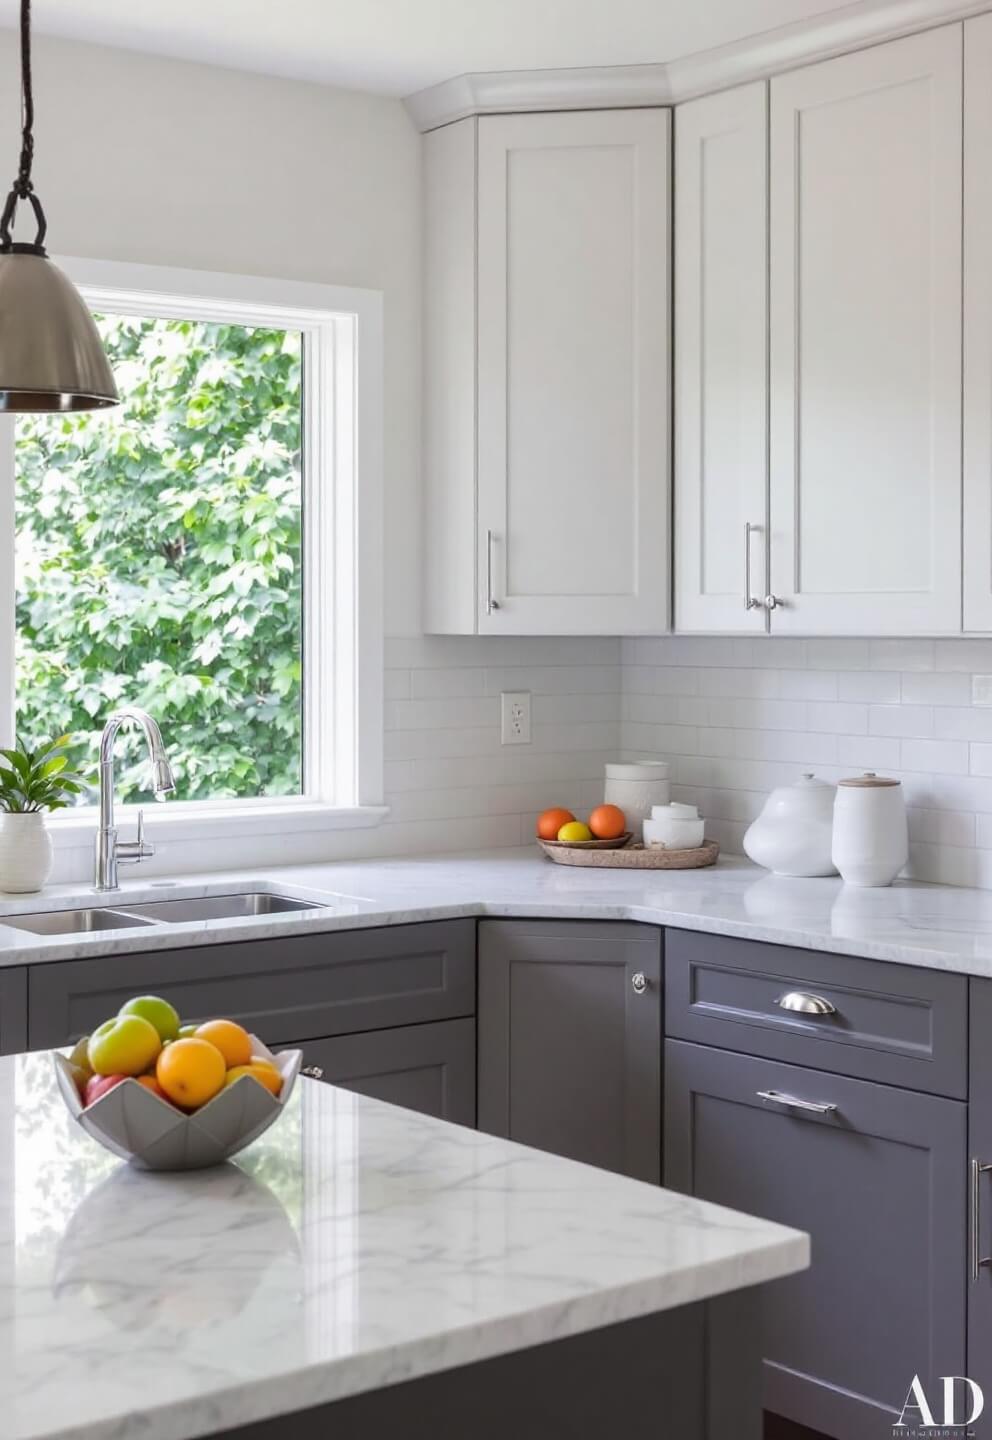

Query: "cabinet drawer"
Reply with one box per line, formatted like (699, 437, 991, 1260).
(27, 919, 476, 1049)
(664, 1039, 966, 1437)
(0, 967, 26, 1056)
(665, 929, 966, 1097)
(293, 1019, 476, 1127)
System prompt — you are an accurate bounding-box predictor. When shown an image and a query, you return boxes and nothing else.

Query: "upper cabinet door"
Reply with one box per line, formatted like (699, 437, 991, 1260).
(674, 83, 769, 634)
(476, 110, 671, 635)
(964, 14, 992, 632)
(768, 27, 963, 635)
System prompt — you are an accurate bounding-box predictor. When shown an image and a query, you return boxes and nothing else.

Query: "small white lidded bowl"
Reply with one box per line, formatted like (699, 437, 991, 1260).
(642, 802, 705, 850)
(53, 1035, 302, 1172)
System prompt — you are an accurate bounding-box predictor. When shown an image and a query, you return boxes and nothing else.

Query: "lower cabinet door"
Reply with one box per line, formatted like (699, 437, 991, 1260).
(665, 1039, 966, 1440)
(968, 979, 992, 1435)
(0, 968, 26, 1056)
(292, 1019, 476, 1127)
(478, 920, 661, 1181)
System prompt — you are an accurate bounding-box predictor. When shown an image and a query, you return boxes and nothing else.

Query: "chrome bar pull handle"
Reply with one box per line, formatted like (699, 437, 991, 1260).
(486, 529, 500, 614)
(757, 1090, 837, 1116)
(775, 991, 836, 1017)
(744, 522, 761, 611)
(972, 1159, 992, 1282)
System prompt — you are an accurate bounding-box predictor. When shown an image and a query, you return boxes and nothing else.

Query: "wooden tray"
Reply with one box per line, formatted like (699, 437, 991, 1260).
(538, 832, 632, 852)
(538, 838, 720, 870)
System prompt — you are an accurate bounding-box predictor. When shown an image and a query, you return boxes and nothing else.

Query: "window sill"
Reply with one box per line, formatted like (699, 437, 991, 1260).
(46, 803, 391, 851)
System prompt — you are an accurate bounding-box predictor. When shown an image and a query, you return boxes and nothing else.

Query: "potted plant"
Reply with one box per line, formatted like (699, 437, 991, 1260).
(0, 736, 87, 893)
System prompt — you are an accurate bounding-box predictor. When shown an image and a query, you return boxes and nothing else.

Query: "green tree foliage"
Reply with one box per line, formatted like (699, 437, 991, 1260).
(14, 314, 303, 803)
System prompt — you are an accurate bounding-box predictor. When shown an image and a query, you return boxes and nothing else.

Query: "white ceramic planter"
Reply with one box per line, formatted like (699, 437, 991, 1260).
(0, 811, 54, 893)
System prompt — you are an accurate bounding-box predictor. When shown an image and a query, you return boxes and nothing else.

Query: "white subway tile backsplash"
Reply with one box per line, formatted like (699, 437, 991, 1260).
(901, 672, 971, 705)
(868, 705, 934, 739)
(837, 671, 902, 703)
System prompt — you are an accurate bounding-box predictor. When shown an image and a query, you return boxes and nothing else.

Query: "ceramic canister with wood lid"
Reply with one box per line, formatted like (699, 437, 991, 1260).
(831, 772, 908, 888)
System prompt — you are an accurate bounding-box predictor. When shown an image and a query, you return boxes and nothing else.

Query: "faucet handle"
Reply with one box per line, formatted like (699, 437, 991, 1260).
(117, 808, 155, 865)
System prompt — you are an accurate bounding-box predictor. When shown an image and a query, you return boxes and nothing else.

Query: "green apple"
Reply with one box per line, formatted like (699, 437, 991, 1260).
(177, 1023, 198, 1039)
(67, 1034, 93, 1080)
(88, 1014, 162, 1076)
(119, 995, 181, 1043)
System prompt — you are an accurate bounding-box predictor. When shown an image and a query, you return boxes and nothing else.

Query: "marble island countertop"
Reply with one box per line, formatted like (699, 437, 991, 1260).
(0, 1053, 808, 1440)
(4, 847, 992, 975)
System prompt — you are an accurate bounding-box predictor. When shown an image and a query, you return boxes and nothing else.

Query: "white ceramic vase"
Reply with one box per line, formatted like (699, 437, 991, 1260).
(0, 811, 54, 893)
(742, 773, 838, 877)
(831, 773, 908, 888)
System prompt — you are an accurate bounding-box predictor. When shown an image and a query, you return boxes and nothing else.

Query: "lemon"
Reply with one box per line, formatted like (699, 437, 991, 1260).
(558, 820, 593, 843)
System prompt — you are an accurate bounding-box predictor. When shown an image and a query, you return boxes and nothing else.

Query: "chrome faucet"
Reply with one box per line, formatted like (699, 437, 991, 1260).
(94, 707, 176, 891)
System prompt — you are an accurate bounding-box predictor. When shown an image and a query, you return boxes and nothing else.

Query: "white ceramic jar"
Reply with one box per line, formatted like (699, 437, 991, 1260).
(604, 761, 670, 841)
(831, 773, 908, 888)
(643, 803, 704, 850)
(0, 811, 54, 893)
(742, 773, 837, 877)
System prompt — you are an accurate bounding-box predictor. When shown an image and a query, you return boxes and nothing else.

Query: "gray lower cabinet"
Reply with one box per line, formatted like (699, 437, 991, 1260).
(969, 980, 992, 1434)
(290, 1018, 476, 1126)
(665, 1038, 967, 1440)
(26, 919, 476, 1048)
(478, 920, 661, 1182)
(0, 967, 26, 1055)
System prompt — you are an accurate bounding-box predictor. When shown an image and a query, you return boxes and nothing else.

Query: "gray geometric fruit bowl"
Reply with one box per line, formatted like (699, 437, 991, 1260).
(53, 1036, 302, 1172)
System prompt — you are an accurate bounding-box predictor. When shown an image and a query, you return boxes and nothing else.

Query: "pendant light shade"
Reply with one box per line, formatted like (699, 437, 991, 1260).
(0, 0, 118, 413)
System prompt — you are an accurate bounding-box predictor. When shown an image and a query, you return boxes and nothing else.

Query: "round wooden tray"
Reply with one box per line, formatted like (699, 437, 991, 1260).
(538, 838, 720, 870)
(538, 832, 632, 852)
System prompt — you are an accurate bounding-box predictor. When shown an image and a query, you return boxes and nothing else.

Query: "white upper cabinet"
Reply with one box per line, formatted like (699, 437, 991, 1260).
(674, 82, 769, 634)
(768, 26, 963, 635)
(423, 109, 671, 636)
(964, 14, 992, 632)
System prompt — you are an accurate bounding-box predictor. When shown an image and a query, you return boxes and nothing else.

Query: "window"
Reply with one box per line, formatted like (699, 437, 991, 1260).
(0, 258, 385, 841)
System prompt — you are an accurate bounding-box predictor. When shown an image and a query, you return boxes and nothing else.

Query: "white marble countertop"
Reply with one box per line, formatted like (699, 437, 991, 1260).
(4, 847, 992, 975)
(0, 1053, 807, 1440)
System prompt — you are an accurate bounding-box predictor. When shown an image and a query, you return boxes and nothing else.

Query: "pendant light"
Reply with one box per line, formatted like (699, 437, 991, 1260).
(0, 0, 117, 411)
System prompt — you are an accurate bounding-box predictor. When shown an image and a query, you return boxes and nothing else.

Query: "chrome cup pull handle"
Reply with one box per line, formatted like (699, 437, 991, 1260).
(775, 991, 836, 1017)
(757, 1089, 837, 1115)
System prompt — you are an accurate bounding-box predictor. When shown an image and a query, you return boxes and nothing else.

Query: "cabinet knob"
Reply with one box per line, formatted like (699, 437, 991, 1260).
(301, 1065, 325, 1080)
(775, 991, 836, 1016)
(764, 594, 782, 611)
(631, 971, 648, 995)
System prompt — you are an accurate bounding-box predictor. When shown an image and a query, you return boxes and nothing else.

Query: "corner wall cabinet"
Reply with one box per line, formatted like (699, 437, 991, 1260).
(423, 109, 671, 636)
(676, 25, 965, 636)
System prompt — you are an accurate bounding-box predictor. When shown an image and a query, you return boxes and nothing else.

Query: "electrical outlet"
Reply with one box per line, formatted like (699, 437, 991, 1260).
(500, 690, 532, 745)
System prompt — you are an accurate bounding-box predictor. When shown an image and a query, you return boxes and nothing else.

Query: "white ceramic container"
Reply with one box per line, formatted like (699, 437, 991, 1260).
(831, 773, 908, 888)
(742, 773, 837, 878)
(0, 811, 54, 893)
(604, 761, 670, 840)
(643, 802, 704, 850)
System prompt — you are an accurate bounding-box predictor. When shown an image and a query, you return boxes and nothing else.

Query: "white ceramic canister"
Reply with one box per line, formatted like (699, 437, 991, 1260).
(0, 811, 54, 893)
(604, 761, 671, 841)
(742, 773, 837, 878)
(643, 803, 704, 850)
(831, 772, 908, 888)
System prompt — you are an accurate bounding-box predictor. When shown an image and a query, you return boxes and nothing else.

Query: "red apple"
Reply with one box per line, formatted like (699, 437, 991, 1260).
(84, 1073, 127, 1107)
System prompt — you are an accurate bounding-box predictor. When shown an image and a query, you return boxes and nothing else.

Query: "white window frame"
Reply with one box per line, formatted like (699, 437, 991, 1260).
(0, 257, 386, 848)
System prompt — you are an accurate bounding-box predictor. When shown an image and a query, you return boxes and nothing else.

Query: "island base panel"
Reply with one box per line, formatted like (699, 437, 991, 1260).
(215, 1292, 761, 1440)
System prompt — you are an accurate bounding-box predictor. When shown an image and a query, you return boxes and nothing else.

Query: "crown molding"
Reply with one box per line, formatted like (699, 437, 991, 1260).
(404, 0, 991, 131)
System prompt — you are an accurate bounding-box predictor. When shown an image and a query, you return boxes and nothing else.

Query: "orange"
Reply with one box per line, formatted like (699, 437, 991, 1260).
(224, 1059, 283, 1097)
(536, 807, 575, 841)
(156, 1037, 227, 1110)
(136, 1074, 173, 1104)
(195, 1018, 253, 1069)
(588, 803, 626, 840)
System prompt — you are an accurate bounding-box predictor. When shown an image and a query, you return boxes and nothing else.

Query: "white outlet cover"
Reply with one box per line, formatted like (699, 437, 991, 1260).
(500, 690, 532, 745)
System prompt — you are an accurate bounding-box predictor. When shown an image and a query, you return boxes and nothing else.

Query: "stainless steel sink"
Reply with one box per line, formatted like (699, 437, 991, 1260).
(0, 891, 324, 937)
(3, 908, 158, 936)
(114, 892, 324, 923)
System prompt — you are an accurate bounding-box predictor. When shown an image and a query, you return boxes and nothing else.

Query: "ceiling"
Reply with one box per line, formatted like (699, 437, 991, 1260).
(0, 0, 870, 98)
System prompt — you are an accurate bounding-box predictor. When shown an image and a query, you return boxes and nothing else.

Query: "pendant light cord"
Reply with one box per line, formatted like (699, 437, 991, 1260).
(14, 0, 34, 199)
(0, 0, 46, 252)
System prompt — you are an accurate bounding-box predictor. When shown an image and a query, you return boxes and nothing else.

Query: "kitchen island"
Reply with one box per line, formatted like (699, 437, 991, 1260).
(0, 1051, 806, 1440)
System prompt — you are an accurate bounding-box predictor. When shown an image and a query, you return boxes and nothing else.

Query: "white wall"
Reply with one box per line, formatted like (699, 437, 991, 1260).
(0, 29, 422, 636)
(622, 636, 992, 890)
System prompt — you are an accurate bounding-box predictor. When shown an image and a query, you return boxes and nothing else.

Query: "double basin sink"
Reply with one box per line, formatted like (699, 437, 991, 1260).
(3, 892, 322, 937)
